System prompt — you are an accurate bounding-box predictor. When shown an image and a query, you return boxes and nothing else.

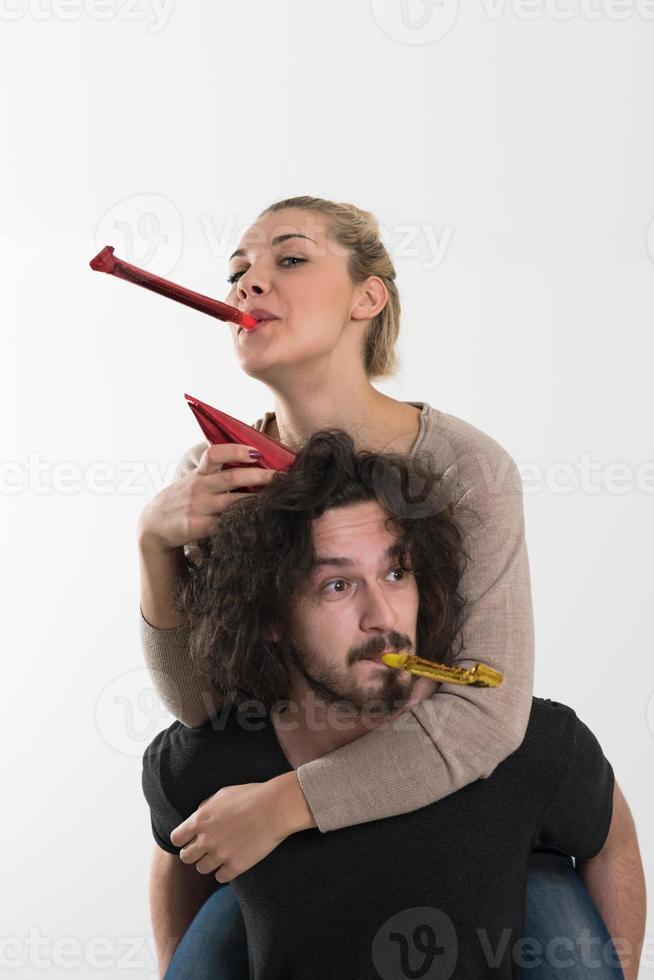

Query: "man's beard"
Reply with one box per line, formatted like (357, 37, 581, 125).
(285, 636, 416, 718)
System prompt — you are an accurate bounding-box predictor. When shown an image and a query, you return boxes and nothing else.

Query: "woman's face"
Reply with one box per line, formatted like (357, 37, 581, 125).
(224, 208, 374, 380)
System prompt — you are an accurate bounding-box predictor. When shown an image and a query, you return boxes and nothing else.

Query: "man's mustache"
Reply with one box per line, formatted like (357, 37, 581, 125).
(351, 632, 412, 664)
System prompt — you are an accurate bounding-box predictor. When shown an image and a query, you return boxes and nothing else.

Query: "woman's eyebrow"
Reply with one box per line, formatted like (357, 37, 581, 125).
(229, 233, 316, 262)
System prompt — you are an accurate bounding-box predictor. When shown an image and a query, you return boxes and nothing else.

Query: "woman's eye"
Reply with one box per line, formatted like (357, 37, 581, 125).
(226, 255, 306, 285)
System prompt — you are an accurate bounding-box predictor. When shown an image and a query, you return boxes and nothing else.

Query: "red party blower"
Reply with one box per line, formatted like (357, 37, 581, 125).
(89, 246, 259, 329)
(185, 393, 297, 493)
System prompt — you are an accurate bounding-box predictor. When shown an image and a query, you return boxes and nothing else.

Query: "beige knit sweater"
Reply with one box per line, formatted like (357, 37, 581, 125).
(140, 401, 535, 832)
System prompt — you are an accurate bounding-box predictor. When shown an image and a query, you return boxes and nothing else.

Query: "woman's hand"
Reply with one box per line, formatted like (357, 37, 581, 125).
(137, 443, 278, 551)
(170, 772, 315, 883)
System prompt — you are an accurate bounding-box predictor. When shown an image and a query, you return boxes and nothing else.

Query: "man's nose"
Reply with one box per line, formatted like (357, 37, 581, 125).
(359, 585, 399, 632)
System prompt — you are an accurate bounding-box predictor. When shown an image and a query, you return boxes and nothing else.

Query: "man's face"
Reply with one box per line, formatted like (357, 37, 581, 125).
(284, 500, 419, 715)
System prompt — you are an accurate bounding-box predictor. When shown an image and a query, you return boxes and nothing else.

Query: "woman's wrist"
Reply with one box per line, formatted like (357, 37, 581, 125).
(269, 771, 316, 838)
(137, 516, 171, 554)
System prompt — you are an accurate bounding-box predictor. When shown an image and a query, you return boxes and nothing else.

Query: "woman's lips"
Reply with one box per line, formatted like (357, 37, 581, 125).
(239, 317, 279, 335)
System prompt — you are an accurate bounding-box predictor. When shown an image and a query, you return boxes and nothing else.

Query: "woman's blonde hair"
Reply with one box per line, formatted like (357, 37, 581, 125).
(258, 195, 401, 380)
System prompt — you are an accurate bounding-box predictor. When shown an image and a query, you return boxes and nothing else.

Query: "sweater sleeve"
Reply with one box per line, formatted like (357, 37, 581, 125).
(294, 428, 535, 831)
(139, 415, 273, 726)
(139, 438, 225, 727)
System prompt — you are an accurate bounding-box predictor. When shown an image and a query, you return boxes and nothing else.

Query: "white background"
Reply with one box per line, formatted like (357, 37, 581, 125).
(1, 0, 653, 976)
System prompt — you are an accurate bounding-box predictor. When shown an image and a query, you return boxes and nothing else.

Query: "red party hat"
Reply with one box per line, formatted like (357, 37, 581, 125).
(184, 393, 296, 493)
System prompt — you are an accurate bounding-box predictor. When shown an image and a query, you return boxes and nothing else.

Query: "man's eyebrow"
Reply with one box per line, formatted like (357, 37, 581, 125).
(229, 233, 316, 262)
(312, 543, 402, 571)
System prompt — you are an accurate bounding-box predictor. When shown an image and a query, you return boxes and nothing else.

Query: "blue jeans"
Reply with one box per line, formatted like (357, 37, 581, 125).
(164, 850, 624, 979)
(521, 851, 624, 979)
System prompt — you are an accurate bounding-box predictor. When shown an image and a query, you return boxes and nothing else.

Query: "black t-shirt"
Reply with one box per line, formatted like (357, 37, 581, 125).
(141, 697, 614, 979)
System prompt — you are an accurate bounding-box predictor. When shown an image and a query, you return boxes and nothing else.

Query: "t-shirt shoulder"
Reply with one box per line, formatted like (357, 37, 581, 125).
(141, 700, 261, 855)
(141, 722, 190, 855)
(528, 697, 615, 861)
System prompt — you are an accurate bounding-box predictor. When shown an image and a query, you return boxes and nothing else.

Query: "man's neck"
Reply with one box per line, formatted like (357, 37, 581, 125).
(271, 693, 377, 768)
(271, 680, 438, 769)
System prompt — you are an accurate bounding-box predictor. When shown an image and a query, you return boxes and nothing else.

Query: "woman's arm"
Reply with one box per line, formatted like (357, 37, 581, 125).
(138, 437, 276, 726)
(139, 533, 221, 727)
(141, 422, 535, 832)
(294, 436, 535, 831)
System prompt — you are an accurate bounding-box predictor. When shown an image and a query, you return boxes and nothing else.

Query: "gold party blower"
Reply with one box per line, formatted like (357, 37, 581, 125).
(380, 652, 503, 688)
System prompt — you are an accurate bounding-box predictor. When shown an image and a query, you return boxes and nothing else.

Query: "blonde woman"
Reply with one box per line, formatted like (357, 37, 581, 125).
(138, 197, 623, 979)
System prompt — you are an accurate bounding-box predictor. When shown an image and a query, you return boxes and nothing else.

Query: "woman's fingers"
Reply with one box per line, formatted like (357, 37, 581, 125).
(195, 442, 266, 475)
(138, 444, 279, 550)
(178, 836, 207, 864)
(212, 465, 278, 493)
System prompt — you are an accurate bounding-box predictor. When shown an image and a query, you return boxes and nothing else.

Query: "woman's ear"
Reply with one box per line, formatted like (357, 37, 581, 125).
(350, 275, 388, 322)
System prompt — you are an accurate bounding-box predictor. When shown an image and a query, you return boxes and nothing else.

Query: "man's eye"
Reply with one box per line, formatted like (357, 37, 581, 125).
(226, 255, 306, 285)
(322, 568, 409, 594)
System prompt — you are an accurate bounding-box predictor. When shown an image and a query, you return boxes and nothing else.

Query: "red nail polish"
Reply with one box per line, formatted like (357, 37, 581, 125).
(184, 394, 296, 494)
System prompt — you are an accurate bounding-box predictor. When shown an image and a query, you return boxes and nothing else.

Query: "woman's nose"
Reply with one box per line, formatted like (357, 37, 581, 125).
(237, 265, 270, 298)
(238, 279, 264, 298)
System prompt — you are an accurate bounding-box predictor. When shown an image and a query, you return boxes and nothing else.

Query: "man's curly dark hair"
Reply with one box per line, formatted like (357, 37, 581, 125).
(174, 428, 472, 710)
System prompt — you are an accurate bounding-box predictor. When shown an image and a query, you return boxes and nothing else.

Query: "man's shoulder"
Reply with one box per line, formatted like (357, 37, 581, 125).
(141, 700, 290, 846)
(141, 703, 253, 853)
(142, 698, 276, 789)
(142, 704, 239, 820)
(142, 701, 237, 774)
(487, 697, 578, 789)
(518, 696, 582, 765)
(528, 696, 578, 733)
(142, 720, 202, 785)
